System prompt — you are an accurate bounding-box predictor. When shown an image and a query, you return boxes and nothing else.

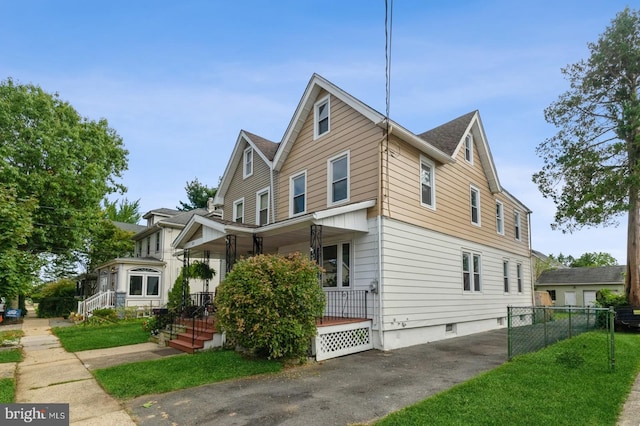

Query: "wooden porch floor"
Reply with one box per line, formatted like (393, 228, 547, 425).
(316, 317, 369, 327)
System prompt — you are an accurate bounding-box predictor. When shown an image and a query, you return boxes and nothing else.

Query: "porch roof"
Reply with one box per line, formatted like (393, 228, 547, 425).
(172, 199, 376, 258)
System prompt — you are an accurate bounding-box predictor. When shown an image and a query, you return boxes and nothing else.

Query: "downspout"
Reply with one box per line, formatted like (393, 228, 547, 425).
(376, 124, 391, 349)
(528, 211, 535, 306)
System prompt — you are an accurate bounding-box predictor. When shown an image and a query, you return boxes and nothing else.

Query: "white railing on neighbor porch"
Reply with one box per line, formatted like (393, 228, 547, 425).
(77, 290, 115, 318)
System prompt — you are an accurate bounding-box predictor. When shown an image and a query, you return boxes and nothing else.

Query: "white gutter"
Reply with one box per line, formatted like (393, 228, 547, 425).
(377, 215, 384, 348)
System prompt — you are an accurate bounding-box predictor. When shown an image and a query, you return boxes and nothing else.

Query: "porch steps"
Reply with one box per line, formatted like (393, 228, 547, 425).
(168, 317, 217, 354)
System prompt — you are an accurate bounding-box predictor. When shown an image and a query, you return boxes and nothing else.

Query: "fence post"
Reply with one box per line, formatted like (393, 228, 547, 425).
(507, 306, 512, 360)
(543, 307, 548, 347)
(568, 308, 572, 338)
(609, 306, 616, 371)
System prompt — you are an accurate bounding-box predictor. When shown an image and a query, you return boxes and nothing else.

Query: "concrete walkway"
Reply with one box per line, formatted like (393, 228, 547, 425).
(15, 316, 137, 425)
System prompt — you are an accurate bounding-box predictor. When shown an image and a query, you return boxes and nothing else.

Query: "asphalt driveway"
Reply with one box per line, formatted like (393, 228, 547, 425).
(127, 328, 507, 426)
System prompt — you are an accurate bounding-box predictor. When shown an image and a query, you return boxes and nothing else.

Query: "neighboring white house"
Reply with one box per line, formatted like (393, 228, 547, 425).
(81, 207, 222, 316)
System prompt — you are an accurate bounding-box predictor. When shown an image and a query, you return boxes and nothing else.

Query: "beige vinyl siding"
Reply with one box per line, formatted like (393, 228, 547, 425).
(224, 142, 271, 225)
(380, 217, 532, 329)
(382, 133, 529, 257)
(276, 92, 380, 221)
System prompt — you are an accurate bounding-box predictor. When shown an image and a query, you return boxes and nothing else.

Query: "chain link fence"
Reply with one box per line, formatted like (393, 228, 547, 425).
(507, 306, 615, 370)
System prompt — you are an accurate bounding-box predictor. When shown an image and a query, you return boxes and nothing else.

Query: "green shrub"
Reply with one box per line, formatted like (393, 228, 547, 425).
(595, 288, 627, 308)
(216, 253, 325, 361)
(92, 308, 118, 322)
(36, 279, 77, 318)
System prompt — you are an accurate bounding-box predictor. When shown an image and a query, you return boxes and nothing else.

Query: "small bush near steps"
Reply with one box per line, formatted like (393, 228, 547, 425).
(216, 253, 325, 361)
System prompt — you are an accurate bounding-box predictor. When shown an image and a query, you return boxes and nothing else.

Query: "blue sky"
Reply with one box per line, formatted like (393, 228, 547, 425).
(1, 0, 633, 263)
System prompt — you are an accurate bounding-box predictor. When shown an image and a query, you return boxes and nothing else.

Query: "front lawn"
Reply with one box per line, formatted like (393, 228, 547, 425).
(94, 350, 282, 399)
(52, 320, 150, 352)
(376, 331, 640, 425)
(0, 349, 22, 363)
(0, 378, 14, 403)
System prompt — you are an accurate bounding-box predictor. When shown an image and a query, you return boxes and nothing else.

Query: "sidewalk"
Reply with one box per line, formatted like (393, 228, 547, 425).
(618, 372, 640, 426)
(15, 316, 137, 425)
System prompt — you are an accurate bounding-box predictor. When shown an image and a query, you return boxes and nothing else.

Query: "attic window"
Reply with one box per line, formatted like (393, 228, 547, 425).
(314, 96, 330, 139)
(243, 147, 253, 178)
(464, 134, 473, 164)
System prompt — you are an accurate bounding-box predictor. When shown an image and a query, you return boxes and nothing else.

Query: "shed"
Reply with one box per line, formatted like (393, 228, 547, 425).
(535, 266, 625, 307)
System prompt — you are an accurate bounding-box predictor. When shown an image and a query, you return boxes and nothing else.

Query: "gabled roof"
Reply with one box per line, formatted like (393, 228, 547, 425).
(134, 208, 210, 239)
(213, 130, 278, 206)
(537, 266, 626, 285)
(142, 208, 179, 219)
(419, 110, 501, 194)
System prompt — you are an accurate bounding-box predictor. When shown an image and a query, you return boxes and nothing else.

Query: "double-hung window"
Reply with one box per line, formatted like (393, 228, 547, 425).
(420, 156, 435, 208)
(462, 251, 481, 292)
(291, 172, 306, 216)
(314, 96, 330, 139)
(470, 186, 481, 226)
(464, 134, 473, 164)
(329, 152, 349, 204)
(146, 237, 151, 256)
(257, 189, 269, 226)
(517, 263, 523, 293)
(496, 201, 504, 235)
(233, 198, 244, 223)
(503, 260, 510, 293)
(322, 243, 351, 288)
(243, 147, 253, 178)
(514, 210, 521, 241)
(155, 232, 161, 252)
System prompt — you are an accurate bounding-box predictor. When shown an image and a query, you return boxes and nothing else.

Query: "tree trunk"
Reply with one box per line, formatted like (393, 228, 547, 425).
(627, 189, 640, 306)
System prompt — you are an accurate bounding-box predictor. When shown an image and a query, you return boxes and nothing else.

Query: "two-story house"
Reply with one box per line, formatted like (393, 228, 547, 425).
(173, 74, 533, 359)
(80, 207, 221, 317)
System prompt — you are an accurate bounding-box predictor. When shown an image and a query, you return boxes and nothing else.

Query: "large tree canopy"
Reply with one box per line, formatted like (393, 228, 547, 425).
(177, 178, 217, 211)
(0, 78, 128, 291)
(103, 198, 141, 224)
(532, 8, 640, 304)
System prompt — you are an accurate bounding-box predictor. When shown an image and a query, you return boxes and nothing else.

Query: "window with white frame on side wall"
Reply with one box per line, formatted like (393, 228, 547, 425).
(470, 186, 481, 226)
(514, 210, 522, 241)
(420, 155, 436, 209)
(503, 260, 510, 293)
(517, 263, 523, 293)
(256, 188, 269, 226)
(233, 198, 244, 223)
(328, 151, 349, 205)
(462, 251, 482, 292)
(496, 200, 504, 235)
(464, 134, 473, 164)
(290, 171, 307, 216)
(322, 242, 351, 288)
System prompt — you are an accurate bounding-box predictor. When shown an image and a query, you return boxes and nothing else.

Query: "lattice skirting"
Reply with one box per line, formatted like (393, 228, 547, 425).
(314, 320, 373, 361)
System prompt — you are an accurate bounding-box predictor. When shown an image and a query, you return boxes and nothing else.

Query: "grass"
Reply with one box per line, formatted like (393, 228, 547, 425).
(52, 320, 150, 352)
(0, 349, 22, 363)
(0, 378, 14, 403)
(0, 329, 24, 343)
(94, 349, 282, 399)
(376, 331, 640, 426)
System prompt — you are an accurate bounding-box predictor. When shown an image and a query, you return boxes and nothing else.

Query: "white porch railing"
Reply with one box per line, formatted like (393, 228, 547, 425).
(77, 290, 115, 318)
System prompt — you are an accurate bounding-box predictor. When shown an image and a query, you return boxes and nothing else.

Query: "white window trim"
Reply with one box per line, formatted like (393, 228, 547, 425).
(289, 171, 307, 217)
(321, 241, 352, 290)
(516, 263, 523, 293)
(127, 268, 161, 298)
(419, 155, 436, 209)
(256, 187, 270, 226)
(462, 250, 482, 293)
(243, 147, 253, 178)
(465, 134, 474, 164)
(155, 232, 161, 253)
(514, 210, 522, 241)
(503, 260, 510, 293)
(327, 151, 350, 206)
(496, 200, 504, 235)
(470, 185, 481, 226)
(314, 95, 330, 140)
(233, 197, 245, 223)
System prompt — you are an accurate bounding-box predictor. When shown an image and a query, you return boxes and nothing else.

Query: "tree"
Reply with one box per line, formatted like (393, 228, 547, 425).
(177, 178, 217, 211)
(548, 253, 575, 267)
(85, 221, 136, 271)
(103, 198, 141, 224)
(571, 252, 618, 267)
(0, 186, 40, 299)
(0, 78, 128, 277)
(532, 8, 640, 304)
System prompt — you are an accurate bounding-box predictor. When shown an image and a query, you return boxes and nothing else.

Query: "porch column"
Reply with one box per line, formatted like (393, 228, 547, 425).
(310, 225, 323, 283)
(226, 235, 237, 273)
(182, 249, 190, 312)
(204, 250, 210, 293)
(253, 235, 263, 255)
